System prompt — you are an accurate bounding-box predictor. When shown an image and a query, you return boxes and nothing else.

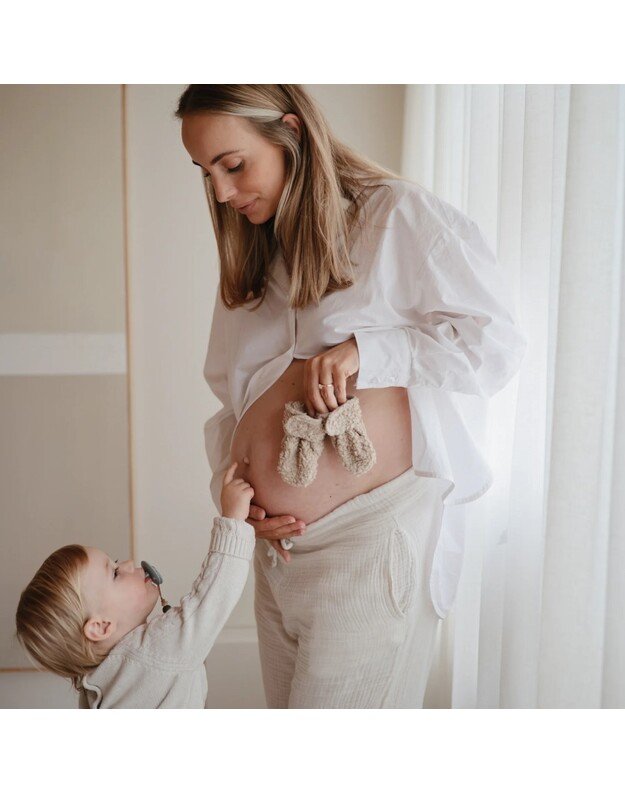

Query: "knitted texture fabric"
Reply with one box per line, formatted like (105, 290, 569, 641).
(324, 396, 377, 475)
(254, 468, 442, 707)
(277, 401, 327, 487)
(79, 517, 255, 708)
(277, 396, 376, 487)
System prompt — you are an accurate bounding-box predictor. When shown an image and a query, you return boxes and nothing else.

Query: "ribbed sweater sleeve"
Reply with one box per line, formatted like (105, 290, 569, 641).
(131, 517, 255, 668)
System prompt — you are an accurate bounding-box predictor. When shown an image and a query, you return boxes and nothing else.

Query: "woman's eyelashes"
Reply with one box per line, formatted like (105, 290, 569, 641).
(113, 559, 119, 579)
(204, 162, 243, 180)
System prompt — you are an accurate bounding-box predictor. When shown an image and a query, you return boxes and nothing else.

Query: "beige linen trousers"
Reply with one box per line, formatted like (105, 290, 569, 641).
(253, 467, 446, 708)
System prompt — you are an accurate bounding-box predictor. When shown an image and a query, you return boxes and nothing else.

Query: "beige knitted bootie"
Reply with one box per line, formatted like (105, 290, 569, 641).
(323, 395, 377, 475)
(277, 401, 327, 487)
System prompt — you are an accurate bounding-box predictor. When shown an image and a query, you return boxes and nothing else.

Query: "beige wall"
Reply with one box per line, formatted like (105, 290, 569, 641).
(0, 85, 126, 332)
(0, 86, 131, 679)
(0, 84, 405, 706)
(307, 84, 405, 173)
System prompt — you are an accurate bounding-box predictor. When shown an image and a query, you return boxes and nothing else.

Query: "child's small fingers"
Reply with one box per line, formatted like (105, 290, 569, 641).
(223, 461, 238, 485)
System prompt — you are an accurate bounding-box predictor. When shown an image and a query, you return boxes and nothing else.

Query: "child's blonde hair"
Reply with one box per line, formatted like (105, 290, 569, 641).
(15, 544, 107, 691)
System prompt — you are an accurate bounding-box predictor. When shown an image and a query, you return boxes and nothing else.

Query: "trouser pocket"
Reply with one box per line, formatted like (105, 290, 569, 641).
(384, 520, 418, 619)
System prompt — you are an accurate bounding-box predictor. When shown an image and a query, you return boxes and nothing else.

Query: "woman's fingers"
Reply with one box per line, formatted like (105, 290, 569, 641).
(256, 514, 296, 528)
(305, 345, 356, 414)
(257, 522, 305, 540)
(251, 514, 306, 540)
(260, 515, 305, 536)
(332, 368, 348, 405)
(309, 386, 332, 415)
(249, 504, 266, 520)
(308, 388, 328, 416)
(319, 363, 339, 410)
(305, 358, 328, 416)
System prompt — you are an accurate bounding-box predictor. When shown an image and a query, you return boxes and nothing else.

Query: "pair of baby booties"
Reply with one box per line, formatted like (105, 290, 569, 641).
(277, 396, 377, 487)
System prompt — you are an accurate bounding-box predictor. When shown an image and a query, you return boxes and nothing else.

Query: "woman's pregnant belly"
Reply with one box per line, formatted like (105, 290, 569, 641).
(230, 358, 413, 525)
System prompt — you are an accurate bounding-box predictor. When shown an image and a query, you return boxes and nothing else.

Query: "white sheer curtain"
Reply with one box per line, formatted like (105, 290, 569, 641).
(409, 85, 625, 708)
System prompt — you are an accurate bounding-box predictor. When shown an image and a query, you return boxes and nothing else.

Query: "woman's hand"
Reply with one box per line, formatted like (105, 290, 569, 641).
(247, 503, 306, 563)
(303, 337, 360, 417)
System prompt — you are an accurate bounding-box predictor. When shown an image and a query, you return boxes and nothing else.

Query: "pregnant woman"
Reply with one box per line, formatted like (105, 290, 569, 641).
(176, 85, 527, 708)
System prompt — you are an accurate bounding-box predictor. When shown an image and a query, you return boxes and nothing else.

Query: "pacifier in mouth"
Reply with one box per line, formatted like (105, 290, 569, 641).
(141, 560, 163, 585)
(141, 560, 171, 613)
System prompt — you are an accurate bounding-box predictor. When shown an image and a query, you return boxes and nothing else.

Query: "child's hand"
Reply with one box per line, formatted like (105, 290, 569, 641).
(221, 462, 254, 521)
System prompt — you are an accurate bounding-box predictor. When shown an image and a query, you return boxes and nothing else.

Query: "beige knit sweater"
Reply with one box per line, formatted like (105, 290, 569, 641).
(78, 517, 255, 709)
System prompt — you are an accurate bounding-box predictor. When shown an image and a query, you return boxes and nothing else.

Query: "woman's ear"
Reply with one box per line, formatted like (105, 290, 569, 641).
(281, 113, 301, 142)
(83, 616, 115, 643)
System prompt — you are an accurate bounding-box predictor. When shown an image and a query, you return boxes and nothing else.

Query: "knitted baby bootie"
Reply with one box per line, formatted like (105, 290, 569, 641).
(277, 401, 327, 487)
(323, 396, 377, 476)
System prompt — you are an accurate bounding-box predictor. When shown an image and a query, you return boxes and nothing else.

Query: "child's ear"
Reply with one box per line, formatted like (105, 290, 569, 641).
(83, 617, 115, 643)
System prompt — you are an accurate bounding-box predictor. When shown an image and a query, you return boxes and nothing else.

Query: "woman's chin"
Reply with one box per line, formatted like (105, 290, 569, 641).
(247, 202, 278, 225)
(248, 212, 269, 225)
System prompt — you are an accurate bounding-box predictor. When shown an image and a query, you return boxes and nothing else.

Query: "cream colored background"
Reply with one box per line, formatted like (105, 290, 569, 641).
(0, 84, 406, 707)
(0, 85, 132, 685)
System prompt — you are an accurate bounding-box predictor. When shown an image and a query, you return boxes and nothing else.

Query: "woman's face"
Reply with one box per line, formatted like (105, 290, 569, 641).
(181, 112, 300, 224)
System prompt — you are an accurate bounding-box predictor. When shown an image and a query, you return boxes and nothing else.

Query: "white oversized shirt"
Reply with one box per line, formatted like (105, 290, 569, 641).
(203, 178, 528, 618)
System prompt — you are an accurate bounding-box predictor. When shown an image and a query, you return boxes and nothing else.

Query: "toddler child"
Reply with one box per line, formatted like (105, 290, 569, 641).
(15, 461, 255, 708)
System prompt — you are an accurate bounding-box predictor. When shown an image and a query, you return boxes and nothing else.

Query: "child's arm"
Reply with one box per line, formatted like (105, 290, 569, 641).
(135, 462, 256, 667)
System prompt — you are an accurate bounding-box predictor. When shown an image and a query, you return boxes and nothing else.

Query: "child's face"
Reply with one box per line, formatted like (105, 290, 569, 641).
(80, 547, 160, 647)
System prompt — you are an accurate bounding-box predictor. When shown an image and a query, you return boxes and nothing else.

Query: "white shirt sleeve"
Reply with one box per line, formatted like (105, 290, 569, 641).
(203, 288, 236, 513)
(353, 220, 527, 399)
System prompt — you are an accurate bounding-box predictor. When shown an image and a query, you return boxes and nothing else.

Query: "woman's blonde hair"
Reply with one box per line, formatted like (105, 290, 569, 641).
(174, 84, 404, 310)
(15, 544, 107, 691)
